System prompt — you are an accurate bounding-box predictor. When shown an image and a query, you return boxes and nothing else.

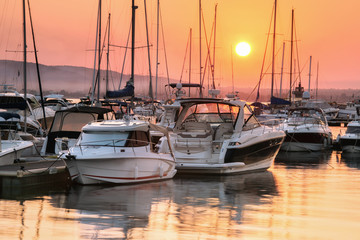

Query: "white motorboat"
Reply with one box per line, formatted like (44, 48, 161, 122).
(280, 107, 333, 152)
(63, 119, 177, 185)
(338, 120, 360, 153)
(156, 98, 285, 174)
(337, 107, 360, 153)
(0, 140, 34, 166)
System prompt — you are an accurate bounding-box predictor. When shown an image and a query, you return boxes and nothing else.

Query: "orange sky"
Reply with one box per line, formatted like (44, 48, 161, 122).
(1, 0, 360, 96)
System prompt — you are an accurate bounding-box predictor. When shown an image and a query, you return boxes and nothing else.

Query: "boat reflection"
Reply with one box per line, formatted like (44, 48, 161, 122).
(50, 171, 277, 239)
(340, 152, 360, 170)
(275, 150, 332, 165)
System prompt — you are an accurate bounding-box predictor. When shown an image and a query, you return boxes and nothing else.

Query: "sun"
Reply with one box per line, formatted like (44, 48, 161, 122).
(235, 42, 251, 57)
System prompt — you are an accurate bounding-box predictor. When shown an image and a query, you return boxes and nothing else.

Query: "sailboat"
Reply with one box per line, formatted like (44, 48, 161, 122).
(62, 0, 177, 184)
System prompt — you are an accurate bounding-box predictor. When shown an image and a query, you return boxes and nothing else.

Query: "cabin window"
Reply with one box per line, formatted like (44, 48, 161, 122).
(27, 96, 41, 109)
(79, 131, 129, 146)
(126, 131, 150, 147)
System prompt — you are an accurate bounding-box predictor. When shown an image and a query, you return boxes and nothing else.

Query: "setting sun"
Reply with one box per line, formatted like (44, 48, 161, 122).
(235, 42, 251, 56)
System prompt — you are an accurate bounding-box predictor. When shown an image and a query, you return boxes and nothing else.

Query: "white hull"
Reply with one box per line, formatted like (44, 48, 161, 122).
(65, 153, 176, 185)
(170, 130, 285, 175)
(176, 157, 274, 175)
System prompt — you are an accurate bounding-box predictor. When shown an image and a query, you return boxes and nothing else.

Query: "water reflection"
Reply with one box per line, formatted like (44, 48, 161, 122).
(53, 180, 174, 239)
(340, 153, 360, 169)
(275, 150, 332, 166)
(171, 172, 277, 237)
(48, 171, 277, 239)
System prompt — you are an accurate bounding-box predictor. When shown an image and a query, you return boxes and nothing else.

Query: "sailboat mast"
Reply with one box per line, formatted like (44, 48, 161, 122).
(131, 0, 137, 86)
(27, 0, 47, 131)
(23, 0, 27, 133)
(271, 0, 277, 99)
(155, 0, 159, 99)
(106, 13, 110, 94)
(231, 45, 234, 94)
(280, 42, 285, 98)
(199, 0, 202, 97)
(212, 4, 217, 90)
(97, 0, 101, 101)
(189, 28, 192, 97)
(308, 55, 312, 92)
(289, 9, 294, 102)
(316, 61, 319, 100)
(144, 0, 153, 100)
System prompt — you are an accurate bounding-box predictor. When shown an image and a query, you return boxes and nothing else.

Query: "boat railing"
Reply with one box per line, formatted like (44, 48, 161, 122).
(76, 138, 154, 154)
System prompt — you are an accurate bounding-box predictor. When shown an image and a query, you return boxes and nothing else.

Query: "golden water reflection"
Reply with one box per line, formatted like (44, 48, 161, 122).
(1, 150, 360, 239)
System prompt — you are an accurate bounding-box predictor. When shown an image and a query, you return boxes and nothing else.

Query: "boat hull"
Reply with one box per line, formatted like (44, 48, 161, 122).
(175, 135, 284, 175)
(281, 132, 332, 152)
(339, 138, 360, 153)
(65, 153, 177, 185)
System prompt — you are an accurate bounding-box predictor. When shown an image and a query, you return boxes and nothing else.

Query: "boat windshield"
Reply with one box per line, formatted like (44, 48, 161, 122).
(288, 109, 326, 124)
(243, 105, 261, 130)
(79, 131, 129, 146)
(345, 126, 360, 134)
(27, 96, 42, 109)
(181, 103, 239, 125)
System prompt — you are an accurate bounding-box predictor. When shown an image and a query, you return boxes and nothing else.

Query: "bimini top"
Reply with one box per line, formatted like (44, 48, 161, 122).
(82, 119, 150, 133)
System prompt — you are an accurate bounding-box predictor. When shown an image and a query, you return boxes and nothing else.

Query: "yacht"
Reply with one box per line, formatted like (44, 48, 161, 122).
(280, 107, 332, 152)
(338, 121, 360, 153)
(156, 98, 285, 174)
(337, 106, 360, 153)
(63, 119, 177, 185)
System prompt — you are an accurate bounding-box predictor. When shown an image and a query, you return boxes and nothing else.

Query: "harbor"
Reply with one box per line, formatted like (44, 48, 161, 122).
(1, 0, 360, 239)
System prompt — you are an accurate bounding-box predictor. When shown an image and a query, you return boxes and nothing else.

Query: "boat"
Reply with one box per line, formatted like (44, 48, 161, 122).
(338, 121, 360, 153)
(156, 98, 285, 174)
(336, 106, 360, 153)
(303, 99, 339, 122)
(40, 105, 115, 156)
(280, 107, 332, 152)
(0, 88, 46, 137)
(0, 139, 34, 166)
(62, 119, 177, 184)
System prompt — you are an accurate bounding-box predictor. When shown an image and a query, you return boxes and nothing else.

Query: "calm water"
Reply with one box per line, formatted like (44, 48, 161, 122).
(1, 127, 360, 240)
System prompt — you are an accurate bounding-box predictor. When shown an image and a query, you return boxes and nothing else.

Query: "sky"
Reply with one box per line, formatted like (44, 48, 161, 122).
(1, 0, 360, 97)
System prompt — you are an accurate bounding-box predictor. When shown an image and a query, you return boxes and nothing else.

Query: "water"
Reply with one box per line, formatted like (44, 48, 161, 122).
(1, 127, 360, 240)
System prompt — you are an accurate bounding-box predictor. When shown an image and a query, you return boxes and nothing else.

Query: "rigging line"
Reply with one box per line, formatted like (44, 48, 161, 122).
(255, 4, 275, 102)
(27, 0, 47, 131)
(159, 7, 170, 99)
(246, 42, 282, 101)
(143, 0, 154, 101)
(118, 21, 131, 90)
(200, 8, 215, 90)
(179, 30, 191, 83)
